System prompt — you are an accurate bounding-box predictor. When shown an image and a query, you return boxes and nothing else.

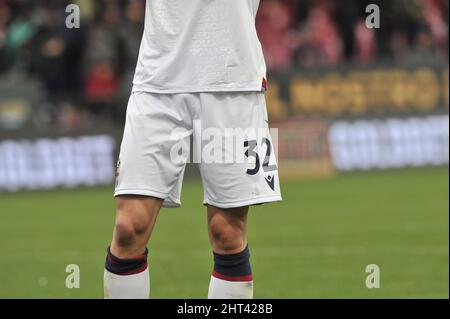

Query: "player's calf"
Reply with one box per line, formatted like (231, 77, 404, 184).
(208, 208, 248, 254)
(104, 195, 162, 299)
(111, 196, 162, 257)
(207, 206, 253, 299)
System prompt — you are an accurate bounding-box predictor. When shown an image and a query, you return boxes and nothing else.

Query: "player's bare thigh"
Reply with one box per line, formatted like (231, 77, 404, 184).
(111, 195, 163, 258)
(207, 205, 249, 255)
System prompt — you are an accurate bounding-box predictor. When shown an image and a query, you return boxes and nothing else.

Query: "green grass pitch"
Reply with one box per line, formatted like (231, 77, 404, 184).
(0, 167, 448, 298)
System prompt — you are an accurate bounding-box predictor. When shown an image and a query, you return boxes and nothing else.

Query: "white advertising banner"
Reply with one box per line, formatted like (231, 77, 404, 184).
(329, 115, 449, 171)
(0, 135, 116, 191)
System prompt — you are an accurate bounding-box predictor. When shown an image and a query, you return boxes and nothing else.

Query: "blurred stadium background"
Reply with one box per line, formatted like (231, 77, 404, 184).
(0, 0, 448, 298)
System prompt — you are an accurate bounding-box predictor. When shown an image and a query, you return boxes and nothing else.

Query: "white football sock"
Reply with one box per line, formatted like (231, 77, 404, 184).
(208, 246, 254, 299)
(208, 275, 253, 299)
(104, 267, 150, 299)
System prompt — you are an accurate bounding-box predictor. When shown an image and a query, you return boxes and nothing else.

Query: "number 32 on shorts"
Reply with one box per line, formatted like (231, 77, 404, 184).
(244, 138, 278, 176)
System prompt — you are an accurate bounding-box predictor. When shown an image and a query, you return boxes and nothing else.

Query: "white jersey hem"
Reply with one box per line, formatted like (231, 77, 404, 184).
(114, 188, 181, 208)
(203, 195, 282, 209)
(131, 82, 264, 94)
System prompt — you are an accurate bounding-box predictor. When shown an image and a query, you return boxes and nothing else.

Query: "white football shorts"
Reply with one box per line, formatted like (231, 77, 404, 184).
(114, 91, 282, 208)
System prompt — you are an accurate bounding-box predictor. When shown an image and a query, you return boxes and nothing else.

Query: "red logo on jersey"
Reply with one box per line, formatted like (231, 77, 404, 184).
(262, 78, 268, 92)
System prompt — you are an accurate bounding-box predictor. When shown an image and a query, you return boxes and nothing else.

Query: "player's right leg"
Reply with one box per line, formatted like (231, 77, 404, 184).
(104, 195, 162, 299)
(104, 92, 192, 299)
(111, 196, 162, 258)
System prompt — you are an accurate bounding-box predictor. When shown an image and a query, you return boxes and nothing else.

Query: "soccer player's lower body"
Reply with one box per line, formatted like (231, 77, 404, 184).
(104, 92, 281, 299)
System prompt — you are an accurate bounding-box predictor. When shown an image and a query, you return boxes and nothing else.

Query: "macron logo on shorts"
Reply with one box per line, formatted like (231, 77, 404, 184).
(265, 174, 275, 191)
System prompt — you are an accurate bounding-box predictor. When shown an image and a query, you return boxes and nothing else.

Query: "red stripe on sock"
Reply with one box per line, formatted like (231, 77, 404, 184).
(212, 270, 253, 282)
(114, 263, 148, 276)
(108, 252, 147, 263)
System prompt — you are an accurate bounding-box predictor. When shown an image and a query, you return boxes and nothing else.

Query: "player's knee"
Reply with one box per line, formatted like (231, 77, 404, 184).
(114, 202, 149, 248)
(209, 221, 245, 253)
(113, 219, 136, 247)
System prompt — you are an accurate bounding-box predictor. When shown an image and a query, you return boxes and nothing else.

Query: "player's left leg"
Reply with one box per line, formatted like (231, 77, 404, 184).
(207, 205, 254, 299)
(198, 91, 282, 299)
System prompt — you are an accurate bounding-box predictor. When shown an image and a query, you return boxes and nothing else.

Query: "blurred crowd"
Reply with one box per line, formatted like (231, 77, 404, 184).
(0, 0, 448, 127)
(0, 0, 144, 124)
(258, 0, 448, 69)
